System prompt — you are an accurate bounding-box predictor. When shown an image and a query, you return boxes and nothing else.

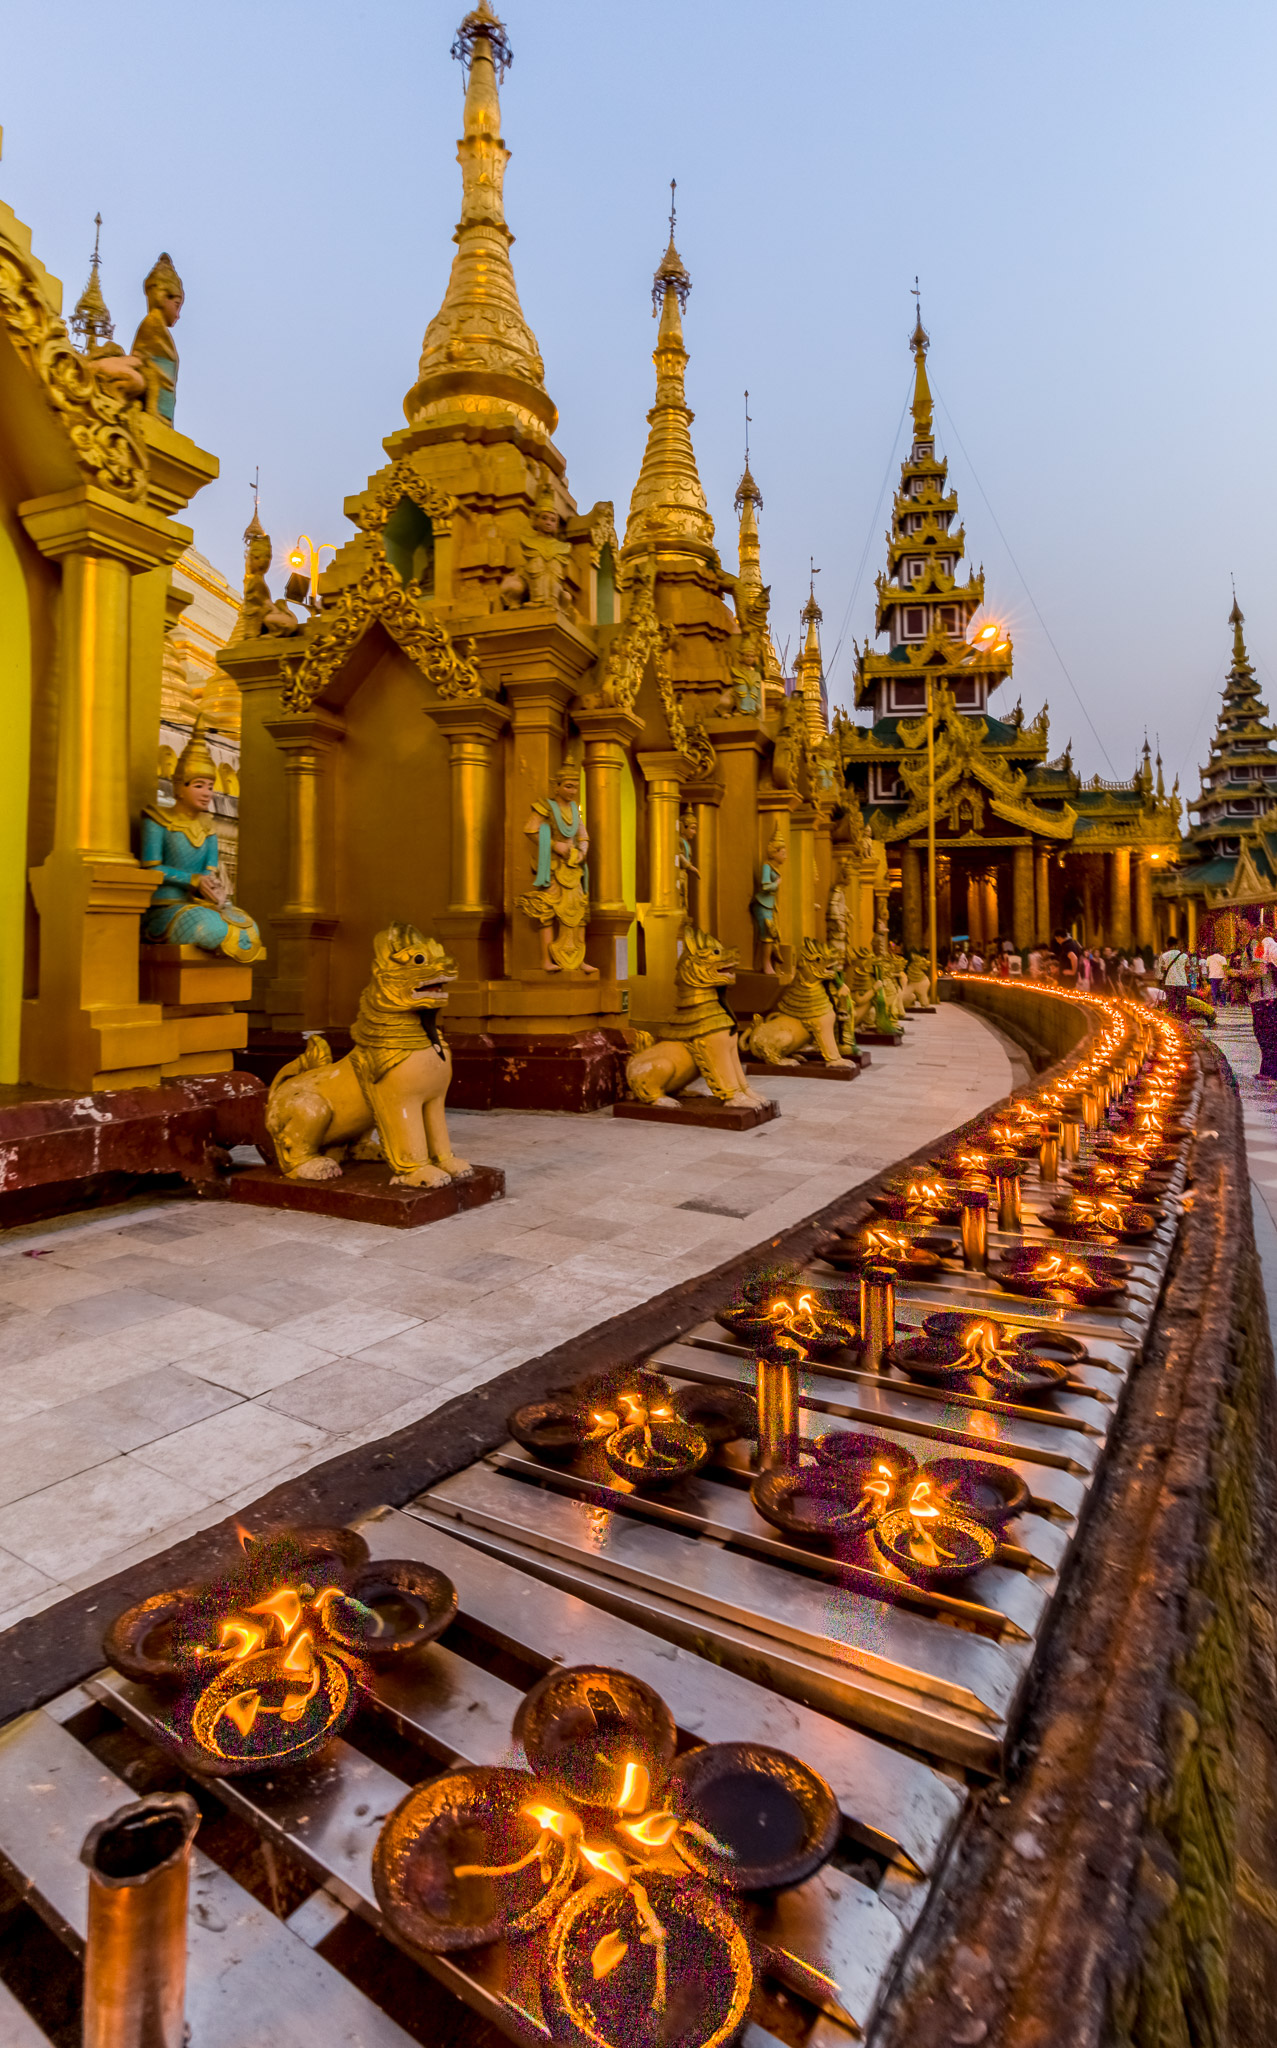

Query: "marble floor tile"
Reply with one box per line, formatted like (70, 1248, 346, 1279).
(130, 1401, 335, 1501)
(346, 1324, 473, 1384)
(442, 1251, 550, 1288)
(0, 1261, 124, 1314)
(338, 1269, 487, 1322)
(63, 1365, 243, 1453)
(0, 1457, 216, 1583)
(184, 1328, 340, 1399)
(35, 1288, 182, 1338)
(0, 1407, 121, 1509)
(262, 1358, 425, 1433)
(266, 1301, 423, 1355)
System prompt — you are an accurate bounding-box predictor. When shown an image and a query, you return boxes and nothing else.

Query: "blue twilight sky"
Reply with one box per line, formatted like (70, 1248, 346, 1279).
(3, 0, 1273, 790)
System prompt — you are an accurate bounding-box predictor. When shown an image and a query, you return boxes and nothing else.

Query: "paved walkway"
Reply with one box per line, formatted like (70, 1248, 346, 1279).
(1208, 1010, 1277, 1320)
(0, 1007, 1012, 1626)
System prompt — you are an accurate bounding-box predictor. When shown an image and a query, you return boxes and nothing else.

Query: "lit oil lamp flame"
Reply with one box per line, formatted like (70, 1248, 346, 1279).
(905, 1478, 954, 1567)
(453, 1804, 578, 1885)
(622, 1810, 681, 1849)
(1032, 1253, 1093, 1287)
(219, 1618, 267, 1661)
(862, 1460, 895, 1503)
(580, 1843, 634, 1886)
(591, 1930, 629, 1979)
(616, 1760, 651, 1815)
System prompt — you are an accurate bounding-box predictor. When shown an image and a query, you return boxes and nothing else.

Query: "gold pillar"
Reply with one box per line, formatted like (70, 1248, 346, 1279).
(429, 698, 511, 984)
(631, 750, 686, 1023)
(262, 708, 345, 1029)
(1108, 846, 1132, 950)
(790, 803, 819, 947)
(1035, 845, 1052, 943)
(707, 719, 769, 962)
(1134, 850, 1155, 949)
(1012, 842, 1034, 951)
(981, 873, 998, 945)
(19, 485, 198, 1089)
(575, 706, 643, 979)
(680, 773, 723, 939)
(1186, 896, 1198, 949)
(901, 844, 923, 953)
(966, 873, 983, 949)
(813, 808, 834, 942)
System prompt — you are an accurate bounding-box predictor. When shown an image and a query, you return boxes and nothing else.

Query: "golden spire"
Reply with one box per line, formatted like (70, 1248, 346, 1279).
(623, 182, 715, 556)
(1230, 582, 1250, 670)
(910, 278, 933, 440)
(70, 214, 114, 353)
(404, 2, 556, 433)
(796, 563, 828, 740)
(735, 390, 764, 600)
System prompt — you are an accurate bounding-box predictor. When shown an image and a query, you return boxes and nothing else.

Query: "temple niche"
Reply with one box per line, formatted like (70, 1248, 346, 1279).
(226, 0, 884, 1111)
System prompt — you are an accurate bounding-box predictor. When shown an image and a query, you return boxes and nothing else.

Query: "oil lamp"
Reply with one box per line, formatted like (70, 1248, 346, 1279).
(756, 1341, 802, 1469)
(514, 1665, 677, 1816)
(873, 1479, 997, 1585)
(859, 1263, 896, 1372)
(959, 1185, 989, 1271)
(992, 1156, 1023, 1233)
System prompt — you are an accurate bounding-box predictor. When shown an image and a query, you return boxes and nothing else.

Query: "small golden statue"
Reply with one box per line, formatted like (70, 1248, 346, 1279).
(94, 252, 185, 421)
(519, 764, 597, 974)
(904, 951, 934, 1008)
(739, 939, 854, 1068)
(140, 717, 264, 961)
(826, 852, 854, 971)
(231, 509, 304, 641)
(676, 808, 700, 914)
(750, 834, 787, 974)
(265, 925, 471, 1187)
(499, 488, 573, 611)
(625, 927, 770, 1111)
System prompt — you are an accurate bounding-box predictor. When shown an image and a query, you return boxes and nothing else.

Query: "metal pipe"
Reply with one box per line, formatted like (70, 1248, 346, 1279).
(81, 1791, 199, 2048)
(1038, 1120, 1061, 1183)
(993, 1156, 1023, 1233)
(860, 1264, 896, 1373)
(756, 1348, 800, 1469)
(960, 1186, 989, 1271)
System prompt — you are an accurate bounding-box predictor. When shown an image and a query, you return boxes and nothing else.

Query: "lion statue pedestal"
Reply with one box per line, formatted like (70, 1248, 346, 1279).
(614, 926, 779, 1131)
(738, 938, 861, 1081)
(222, 922, 505, 1228)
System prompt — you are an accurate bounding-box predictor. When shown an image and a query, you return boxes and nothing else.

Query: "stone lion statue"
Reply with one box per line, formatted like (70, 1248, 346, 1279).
(625, 926, 771, 1111)
(739, 938, 854, 1069)
(265, 923, 471, 1188)
(904, 951, 934, 1008)
(849, 947, 904, 1039)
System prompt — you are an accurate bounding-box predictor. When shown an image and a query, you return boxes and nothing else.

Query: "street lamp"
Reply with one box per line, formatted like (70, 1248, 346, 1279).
(287, 534, 338, 605)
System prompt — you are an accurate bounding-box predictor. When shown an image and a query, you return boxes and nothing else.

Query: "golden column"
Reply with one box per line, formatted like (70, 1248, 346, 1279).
(706, 719, 769, 960)
(966, 873, 983, 949)
(1035, 845, 1052, 943)
(575, 705, 643, 979)
(1012, 842, 1034, 951)
(790, 803, 819, 946)
(1134, 849, 1155, 949)
(427, 699, 510, 985)
(680, 771, 723, 938)
(262, 707, 345, 1030)
(632, 750, 686, 1022)
(1108, 847, 1132, 950)
(901, 844, 923, 952)
(19, 486, 196, 1089)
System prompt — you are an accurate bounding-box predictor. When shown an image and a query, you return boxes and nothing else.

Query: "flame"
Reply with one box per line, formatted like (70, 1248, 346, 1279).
(591, 1930, 629, 1979)
(524, 1803, 578, 1841)
(580, 1843, 632, 1885)
(281, 1627, 314, 1675)
(908, 1479, 941, 1524)
(617, 1760, 650, 1815)
(219, 1618, 267, 1661)
(248, 1587, 303, 1641)
(862, 1461, 895, 1503)
(1032, 1253, 1092, 1286)
(234, 1524, 255, 1551)
(623, 1810, 681, 1848)
(223, 1690, 261, 1739)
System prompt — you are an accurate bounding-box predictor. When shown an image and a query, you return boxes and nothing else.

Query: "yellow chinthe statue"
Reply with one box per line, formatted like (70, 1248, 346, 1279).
(265, 924, 472, 1188)
(740, 938, 854, 1069)
(625, 927, 769, 1111)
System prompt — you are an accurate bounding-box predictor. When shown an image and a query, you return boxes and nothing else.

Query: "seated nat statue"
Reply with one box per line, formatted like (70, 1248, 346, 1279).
(265, 924, 471, 1189)
(625, 927, 770, 1112)
(140, 718, 264, 961)
(739, 938, 855, 1069)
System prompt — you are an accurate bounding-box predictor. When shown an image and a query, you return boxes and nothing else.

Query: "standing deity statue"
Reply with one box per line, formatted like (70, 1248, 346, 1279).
(94, 252, 185, 421)
(826, 852, 854, 971)
(676, 808, 700, 915)
(141, 718, 264, 961)
(519, 765, 598, 975)
(751, 835, 787, 975)
(230, 510, 303, 642)
(500, 489, 573, 612)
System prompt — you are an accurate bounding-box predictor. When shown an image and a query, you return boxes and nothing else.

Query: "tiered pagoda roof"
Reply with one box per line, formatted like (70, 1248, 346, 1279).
(1172, 599, 1277, 902)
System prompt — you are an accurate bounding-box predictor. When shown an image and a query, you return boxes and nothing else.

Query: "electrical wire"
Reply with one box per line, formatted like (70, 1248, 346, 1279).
(932, 387, 1118, 776)
(826, 376, 913, 686)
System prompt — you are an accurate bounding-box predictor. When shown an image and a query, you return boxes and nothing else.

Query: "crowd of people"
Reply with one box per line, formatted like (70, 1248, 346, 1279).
(949, 923, 1277, 1023)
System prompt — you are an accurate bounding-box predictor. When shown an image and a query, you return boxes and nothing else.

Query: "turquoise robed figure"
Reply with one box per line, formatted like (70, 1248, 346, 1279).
(141, 717, 264, 962)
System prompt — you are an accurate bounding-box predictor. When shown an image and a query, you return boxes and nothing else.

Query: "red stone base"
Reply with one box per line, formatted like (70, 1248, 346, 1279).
(613, 1097, 779, 1131)
(218, 1160, 505, 1228)
(745, 1060, 861, 1082)
(240, 1028, 627, 1113)
(858, 1028, 907, 1047)
(0, 1075, 267, 1228)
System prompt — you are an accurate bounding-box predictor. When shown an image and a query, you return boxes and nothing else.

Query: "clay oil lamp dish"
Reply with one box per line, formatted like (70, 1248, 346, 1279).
(575, 1365, 672, 1413)
(772, 1288, 858, 1359)
(819, 1228, 945, 1279)
(982, 1350, 1072, 1402)
(933, 1149, 993, 1185)
(542, 1867, 753, 2048)
(870, 1174, 965, 1224)
(922, 1310, 1010, 1347)
(982, 1120, 1043, 1156)
(373, 1765, 580, 1954)
(990, 1246, 1131, 1306)
(810, 1430, 919, 1503)
(220, 1524, 370, 1607)
(1013, 1328, 1089, 1366)
(667, 1741, 840, 1892)
(670, 1383, 758, 1446)
(923, 1455, 1030, 1529)
(174, 1631, 365, 1778)
(1047, 1196, 1158, 1245)
(750, 1465, 886, 1546)
(514, 1665, 677, 1817)
(509, 1400, 598, 1465)
(714, 1300, 807, 1349)
(604, 1415, 710, 1491)
(104, 1585, 221, 1689)
(322, 1559, 457, 1661)
(873, 1480, 997, 1585)
(891, 1334, 983, 1389)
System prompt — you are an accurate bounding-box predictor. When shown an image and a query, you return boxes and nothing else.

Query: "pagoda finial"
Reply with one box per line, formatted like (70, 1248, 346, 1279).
(796, 562, 827, 740)
(735, 389, 762, 516)
(405, 1, 555, 432)
(623, 186, 712, 554)
(1229, 580, 1250, 670)
(910, 278, 933, 439)
(70, 213, 115, 353)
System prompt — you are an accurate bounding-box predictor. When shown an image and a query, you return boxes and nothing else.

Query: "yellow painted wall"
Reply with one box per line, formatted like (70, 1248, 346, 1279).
(0, 512, 31, 1080)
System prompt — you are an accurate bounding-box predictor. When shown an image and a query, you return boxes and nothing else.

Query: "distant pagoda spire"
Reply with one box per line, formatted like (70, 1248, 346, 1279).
(1186, 591, 1277, 850)
(69, 214, 114, 353)
(734, 389, 764, 603)
(623, 181, 715, 558)
(795, 562, 828, 740)
(403, 1, 556, 434)
(853, 298, 1011, 719)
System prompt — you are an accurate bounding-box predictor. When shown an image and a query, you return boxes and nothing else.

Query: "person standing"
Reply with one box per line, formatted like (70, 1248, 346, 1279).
(1053, 928, 1081, 987)
(1205, 947, 1227, 1008)
(1157, 936, 1189, 1017)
